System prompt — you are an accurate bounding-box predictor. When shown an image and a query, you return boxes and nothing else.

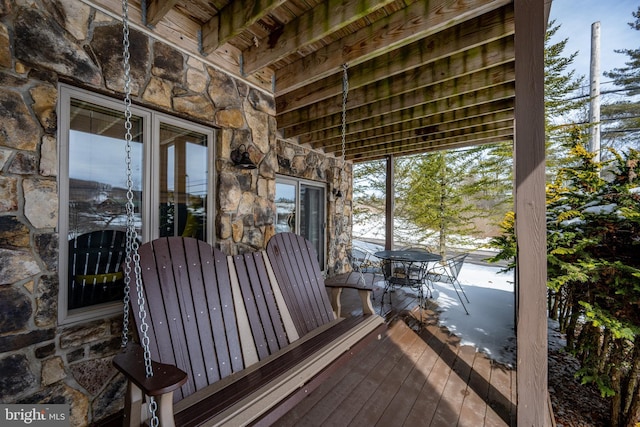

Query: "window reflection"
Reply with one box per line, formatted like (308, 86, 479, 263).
(67, 100, 142, 309)
(276, 182, 296, 233)
(159, 123, 208, 240)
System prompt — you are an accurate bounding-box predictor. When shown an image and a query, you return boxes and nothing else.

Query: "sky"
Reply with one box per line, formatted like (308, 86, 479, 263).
(549, 0, 640, 91)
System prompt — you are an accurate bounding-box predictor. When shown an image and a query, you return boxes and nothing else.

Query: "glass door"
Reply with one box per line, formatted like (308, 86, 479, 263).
(275, 178, 326, 269)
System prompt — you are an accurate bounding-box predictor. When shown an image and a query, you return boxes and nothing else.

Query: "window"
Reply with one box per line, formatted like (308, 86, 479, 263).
(275, 177, 326, 269)
(58, 85, 215, 324)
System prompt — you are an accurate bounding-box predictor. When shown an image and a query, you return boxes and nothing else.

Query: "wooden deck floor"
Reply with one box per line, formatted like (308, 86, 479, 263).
(273, 283, 517, 427)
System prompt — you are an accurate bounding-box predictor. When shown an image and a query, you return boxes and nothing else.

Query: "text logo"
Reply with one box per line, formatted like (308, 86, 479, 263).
(1, 405, 69, 426)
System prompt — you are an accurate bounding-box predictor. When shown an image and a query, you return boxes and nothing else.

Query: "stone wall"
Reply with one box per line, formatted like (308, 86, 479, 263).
(0, 0, 351, 425)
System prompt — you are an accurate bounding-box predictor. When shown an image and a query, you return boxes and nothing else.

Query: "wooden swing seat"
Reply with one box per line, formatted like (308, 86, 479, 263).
(113, 233, 384, 426)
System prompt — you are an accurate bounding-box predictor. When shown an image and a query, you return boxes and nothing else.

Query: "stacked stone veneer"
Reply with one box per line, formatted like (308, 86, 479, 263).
(0, 0, 351, 425)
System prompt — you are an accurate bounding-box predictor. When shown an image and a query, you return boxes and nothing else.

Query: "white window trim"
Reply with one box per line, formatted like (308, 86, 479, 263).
(57, 84, 216, 325)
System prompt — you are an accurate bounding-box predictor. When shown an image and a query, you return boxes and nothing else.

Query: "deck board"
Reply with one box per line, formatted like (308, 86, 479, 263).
(345, 323, 424, 426)
(316, 320, 418, 426)
(274, 283, 517, 427)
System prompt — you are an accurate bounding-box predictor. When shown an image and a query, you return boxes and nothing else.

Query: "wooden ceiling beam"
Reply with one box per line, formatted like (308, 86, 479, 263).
(284, 82, 514, 139)
(146, 0, 179, 27)
(288, 39, 514, 123)
(302, 100, 513, 145)
(201, 0, 288, 55)
(242, 0, 397, 74)
(276, 6, 514, 113)
(299, 99, 513, 144)
(313, 110, 514, 151)
(334, 120, 514, 155)
(345, 130, 514, 162)
(274, 0, 512, 95)
(278, 65, 515, 132)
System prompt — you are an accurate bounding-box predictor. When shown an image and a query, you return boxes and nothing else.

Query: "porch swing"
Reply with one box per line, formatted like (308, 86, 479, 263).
(112, 3, 384, 426)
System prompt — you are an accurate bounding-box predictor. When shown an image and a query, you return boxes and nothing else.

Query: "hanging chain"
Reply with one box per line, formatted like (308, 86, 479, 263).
(332, 64, 349, 269)
(341, 63, 348, 174)
(120, 0, 132, 350)
(341, 65, 365, 286)
(121, 1, 158, 425)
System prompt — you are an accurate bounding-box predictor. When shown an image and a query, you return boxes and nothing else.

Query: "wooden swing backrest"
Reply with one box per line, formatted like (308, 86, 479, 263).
(266, 232, 335, 335)
(131, 237, 297, 402)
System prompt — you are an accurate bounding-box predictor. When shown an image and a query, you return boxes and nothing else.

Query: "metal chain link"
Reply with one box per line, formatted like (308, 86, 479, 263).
(120, 0, 132, 350)
(333, 64, 349, 267)
(121, 1, 158, 425)
(341, 63, 348, 179)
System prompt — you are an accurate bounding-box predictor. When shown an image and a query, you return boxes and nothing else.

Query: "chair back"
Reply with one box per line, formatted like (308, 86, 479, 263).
(266, 233, 335, 336)
(350, 245, 382, 274)
(129, 237, 295, 402)
(68, 229, 126, 309)
(447, 253, 468, 280)
(131, 237, 241, 402)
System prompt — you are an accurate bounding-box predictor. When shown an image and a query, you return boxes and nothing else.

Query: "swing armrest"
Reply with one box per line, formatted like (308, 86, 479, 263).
(324, 272, 378, 317)
(113, 344, 188, 396)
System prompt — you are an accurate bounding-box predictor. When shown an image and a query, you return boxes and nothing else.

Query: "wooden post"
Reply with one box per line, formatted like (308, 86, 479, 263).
(515, 0, 548, 425)
(385, 155, 394, 250)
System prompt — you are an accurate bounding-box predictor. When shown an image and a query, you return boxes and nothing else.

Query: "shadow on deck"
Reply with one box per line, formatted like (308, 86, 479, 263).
(273, 283, 517, 426)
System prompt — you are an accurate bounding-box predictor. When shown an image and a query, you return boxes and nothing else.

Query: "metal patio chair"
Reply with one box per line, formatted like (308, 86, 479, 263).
(426, 253, 470, 315)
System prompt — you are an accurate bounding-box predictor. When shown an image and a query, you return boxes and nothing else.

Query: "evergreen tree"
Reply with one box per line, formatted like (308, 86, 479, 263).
(604, 6, 640, 94)
(397, 146, 509, 257)
(545, 20, 587, 174)
(548, 137, 640, 427)
(601, 6, 640, 152)
(352, 159, 386, 238)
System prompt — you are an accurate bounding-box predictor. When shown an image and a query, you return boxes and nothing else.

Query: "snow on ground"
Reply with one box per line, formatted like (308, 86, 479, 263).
(432, 262, 516, 367)
(353, 217, 493, 250)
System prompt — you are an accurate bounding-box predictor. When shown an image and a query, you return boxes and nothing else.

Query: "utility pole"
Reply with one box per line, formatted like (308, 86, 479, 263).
(589, 21, 601, 162)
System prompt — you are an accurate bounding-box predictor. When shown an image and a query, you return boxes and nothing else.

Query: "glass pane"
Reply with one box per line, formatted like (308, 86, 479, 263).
(275, 182, 297, 233)
(67, 99, 142, 309)
(300, 184, 325, 268)
(159, 122, 208, 240)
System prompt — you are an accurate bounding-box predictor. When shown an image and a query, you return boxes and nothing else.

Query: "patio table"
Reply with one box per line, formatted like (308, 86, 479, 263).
(374, 250, 441, 264)
(375, 250, 442, 312)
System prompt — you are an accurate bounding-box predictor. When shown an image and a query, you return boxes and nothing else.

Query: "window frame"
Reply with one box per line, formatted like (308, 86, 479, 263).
(57, 84, 216, 325)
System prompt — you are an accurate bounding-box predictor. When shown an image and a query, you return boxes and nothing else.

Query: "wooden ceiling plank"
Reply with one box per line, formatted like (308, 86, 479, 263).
(347, 135, 512, 162)
(146, 0, 179, 27)
(345, 131, 514, 162)
(242, 0, 398, 74)
(276, 6, 514, 113)
(335, 121, 514, 154)
(302, 101, 513, 144)
(279, 38, 514, 127)
(312, 110, 514, 150)
(283, 81, 514, 138)
(201, 0, 289, 54)
(278, 64, 515, 131)
(274, 0, 512, 94)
